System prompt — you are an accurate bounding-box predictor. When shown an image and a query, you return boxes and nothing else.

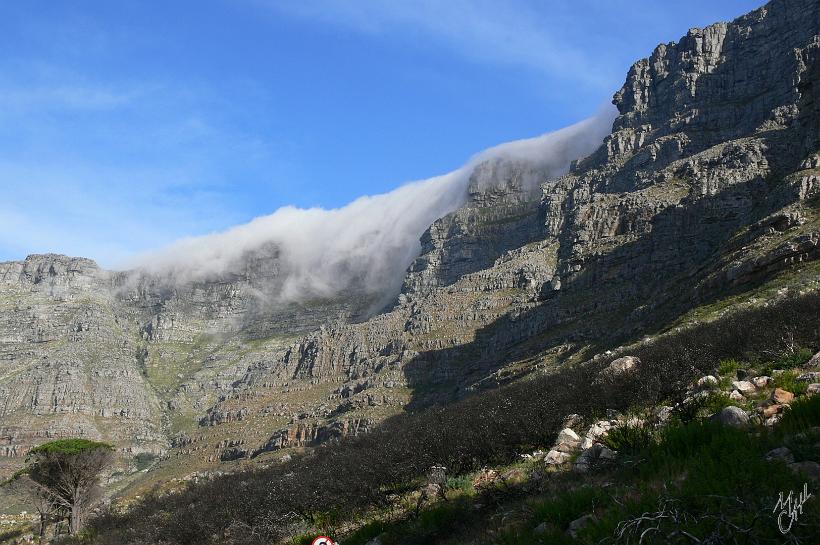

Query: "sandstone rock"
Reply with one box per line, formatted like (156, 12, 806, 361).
(731, 381, 756, 395)
(772, 388, 795, 404)
(761, 404, 783, 419)
(711, 406, 749, 428)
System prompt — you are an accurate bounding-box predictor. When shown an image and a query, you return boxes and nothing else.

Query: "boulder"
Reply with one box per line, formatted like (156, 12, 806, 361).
(711, 406, 749, 428)
(788, 461, 820, 483)
(806, 383, 820, 396)
(697, 375, 718, 388)
(731, 381, 756, 395)
(765, 447, 795, 464)
(807, 351, 820, 368)
(573, 444, 617, 473)
(729, 390, 745, 401)
(566, 514, 596, 538)
(772, 388, 795, 404)
(562, 414, 583, 429)
(798, 372, 820, 382)
(595, 357, 640, 383)
(760, 404, 783, 419)
(555, 428, 582, 453)
(752, 376, 773, 388)
(544, 449, 572, 465)
(534, 522, 557, 535)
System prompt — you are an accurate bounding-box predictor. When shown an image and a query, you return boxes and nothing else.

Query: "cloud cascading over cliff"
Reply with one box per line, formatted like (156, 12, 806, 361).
(129, 106, 616, 303)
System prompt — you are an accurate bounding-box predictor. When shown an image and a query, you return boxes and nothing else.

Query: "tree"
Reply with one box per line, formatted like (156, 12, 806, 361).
(25, 439, 115, 536)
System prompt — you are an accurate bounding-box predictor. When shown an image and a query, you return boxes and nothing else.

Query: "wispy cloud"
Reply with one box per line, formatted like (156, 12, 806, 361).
(265, 0, 616, 88)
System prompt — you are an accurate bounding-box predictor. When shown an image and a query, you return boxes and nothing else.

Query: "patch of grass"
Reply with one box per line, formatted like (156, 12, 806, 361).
(717, 358, 741, 376)
(773, 370, 809, 396)
(530, 486, 608, 529)
(444, 474, 475, 495)
(777, 394, 820, 436)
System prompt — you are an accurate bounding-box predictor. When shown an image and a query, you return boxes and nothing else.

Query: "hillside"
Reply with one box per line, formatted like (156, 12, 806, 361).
(1, 0, 820, 542)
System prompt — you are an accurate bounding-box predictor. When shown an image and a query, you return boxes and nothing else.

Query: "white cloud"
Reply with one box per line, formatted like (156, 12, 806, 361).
(130, 106, 617, 304)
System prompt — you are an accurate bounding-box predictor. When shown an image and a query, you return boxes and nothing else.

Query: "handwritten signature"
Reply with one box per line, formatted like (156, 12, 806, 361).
(773, 482, 812, 534)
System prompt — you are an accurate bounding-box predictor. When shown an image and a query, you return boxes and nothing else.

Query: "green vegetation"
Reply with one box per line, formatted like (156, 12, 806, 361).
(601, 422, 652, 455)
(28, 439, 113, 457)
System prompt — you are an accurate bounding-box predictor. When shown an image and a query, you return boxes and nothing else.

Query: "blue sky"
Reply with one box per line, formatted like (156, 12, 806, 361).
(0, 0, 763, 267)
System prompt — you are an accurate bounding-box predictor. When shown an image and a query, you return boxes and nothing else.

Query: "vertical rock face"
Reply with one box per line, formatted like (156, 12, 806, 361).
(2, 0, 820, 490)
(609, 0, 819, 162)
(402, 157, 547, 296)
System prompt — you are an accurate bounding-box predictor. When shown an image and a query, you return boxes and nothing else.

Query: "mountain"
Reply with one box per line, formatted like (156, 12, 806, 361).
(1, 0, 819, 525)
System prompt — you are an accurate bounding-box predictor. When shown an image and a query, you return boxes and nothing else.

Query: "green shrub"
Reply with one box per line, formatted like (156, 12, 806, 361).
(778, 394, 820, 436)
(773, 370, 808, 396)
(717, 358, 741, 376)
(602, 423, 654, 455)
(777, 348, 814, 369)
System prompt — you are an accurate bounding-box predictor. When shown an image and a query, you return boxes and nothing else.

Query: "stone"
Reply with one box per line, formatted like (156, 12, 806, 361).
(797, 372, 820, 382)
(807, 351, 820, 368)
(544, 450, 572, 465)
(788, 461, 820, 483)
(566, 514, 596, 538)
(600, 356, 640, 379)
(562, 414, 583, 430)
(752, 376, 773, 388)
(729, 390, 746, 401)
(472, 469, 500, 488)
(428, 465, 447, 485)
(711, 406, 750, 428)
(573, 443, 617, 473)
(731, 381, 756, 395)
(534, 522, 555, 535)
(761, 404, 783, 419)
(806, 384, 820, 396)
(765, 447, 795, 464)
(772, 388, 795, 404)
(697, 375, 718, 388)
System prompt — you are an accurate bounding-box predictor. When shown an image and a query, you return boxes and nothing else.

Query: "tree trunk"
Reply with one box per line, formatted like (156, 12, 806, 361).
(70, 506, 82, 535)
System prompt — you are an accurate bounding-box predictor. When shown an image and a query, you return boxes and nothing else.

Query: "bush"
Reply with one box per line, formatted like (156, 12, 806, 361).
(602, 423, 653, 455)
(773, 370, 809, 396)
(717, 358, 741, 376)
(778, 394, 820, 436)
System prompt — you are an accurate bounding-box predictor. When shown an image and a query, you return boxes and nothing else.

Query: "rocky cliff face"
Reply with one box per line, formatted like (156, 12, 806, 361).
(1, 0, 819, 498)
